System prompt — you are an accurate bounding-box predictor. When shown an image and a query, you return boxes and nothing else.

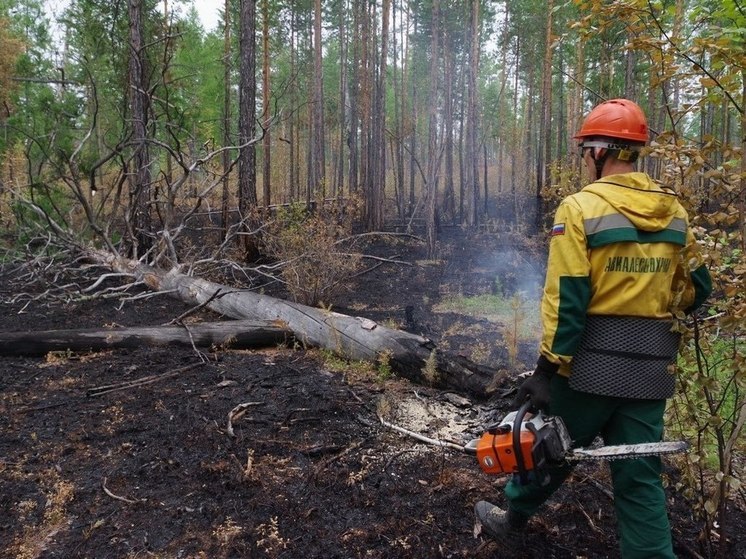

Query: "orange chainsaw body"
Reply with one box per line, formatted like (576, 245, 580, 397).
(469, 405, 686, 484)
(474, 429, 536, 475)
(467, 406, 573, 482)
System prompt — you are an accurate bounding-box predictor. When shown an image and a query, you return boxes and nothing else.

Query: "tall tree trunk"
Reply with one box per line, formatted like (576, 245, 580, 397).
(221, 0, 232, 239)
(336, 0, 348, 198)
(127, 0, 152, 258)
(458, 67, 465, 223)
(261, 0, 271, 206)
(497, 137, 503, 194)
(572, 37, 585, 180)
(465, 0, 480, 226)
(367, 0, 389, 230)
(289, 5, 297, 200)
(365, 0, 378, 229)
(348, 0, 360, 195)
(555, 51, 565, 158)
(510, 36, 519, 214)
(310, 0, 326, 197)
(624, 38, 636, 100)
(239, 0, 258, 258)
(671, 0, 685, 112)
(483, 141, 488, 215)
(306, 75, 313, 204)
(738, 70, 746, 252)
(443, 38, 455, 225)
(359, 0, 371, 214)
(425, 0, 440, 258)
(391, 0, 406, 221)
(645, 69, 660, 177)
(524, 69, 535, 224)
(536, 0, 554, 231)
(408, 20, 418, 219)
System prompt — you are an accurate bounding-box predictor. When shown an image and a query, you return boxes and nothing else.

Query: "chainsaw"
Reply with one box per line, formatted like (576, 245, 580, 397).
(465, 400, 688, 486)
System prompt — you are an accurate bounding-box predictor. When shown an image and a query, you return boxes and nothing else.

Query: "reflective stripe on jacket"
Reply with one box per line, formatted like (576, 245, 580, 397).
(539, 172, 712, 375)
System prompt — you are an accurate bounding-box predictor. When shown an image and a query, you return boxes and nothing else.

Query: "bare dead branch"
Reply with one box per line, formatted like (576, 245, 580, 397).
(102, 477, 143, 505)
(227, 402, 266, 437)
(87, 363, 204, 397)
(308, 440, 366, 482)
(378, 415, 468, 453)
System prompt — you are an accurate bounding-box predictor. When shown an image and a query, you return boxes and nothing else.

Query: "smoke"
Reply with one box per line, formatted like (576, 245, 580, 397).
(486, 247, 544, 304)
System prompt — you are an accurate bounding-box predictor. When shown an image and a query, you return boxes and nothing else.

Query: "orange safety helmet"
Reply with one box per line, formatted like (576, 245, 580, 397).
(574, 98, 649, 144)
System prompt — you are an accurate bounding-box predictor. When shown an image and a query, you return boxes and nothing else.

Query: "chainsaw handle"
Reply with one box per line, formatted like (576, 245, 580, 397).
(513, 399, 533, 485)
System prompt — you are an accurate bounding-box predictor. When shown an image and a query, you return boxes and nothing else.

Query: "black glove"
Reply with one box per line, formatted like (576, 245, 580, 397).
(512, 356, 559, 412)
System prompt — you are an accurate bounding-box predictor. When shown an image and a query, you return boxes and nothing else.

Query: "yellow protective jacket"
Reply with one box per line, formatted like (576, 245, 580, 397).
(540, 172, 712, 376)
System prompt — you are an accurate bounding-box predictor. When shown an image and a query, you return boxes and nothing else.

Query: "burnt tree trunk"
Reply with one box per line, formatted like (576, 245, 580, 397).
(238, 0, 258, 258)
(127, 0, 152, 257)
(95, 252, 505, 399)
(0, 321, 291, 357)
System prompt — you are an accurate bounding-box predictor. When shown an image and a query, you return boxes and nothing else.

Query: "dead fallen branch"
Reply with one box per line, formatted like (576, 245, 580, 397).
(308, 440, 366, 482)
(574, 498, 604, 534)
(87, 363, 205, 397)
(579, 474, 614, 501)
(378, 415, 469, 453)
(102, 477, 143, 505)
(227, 401, 265, 437)
(0, 320, 292, 357)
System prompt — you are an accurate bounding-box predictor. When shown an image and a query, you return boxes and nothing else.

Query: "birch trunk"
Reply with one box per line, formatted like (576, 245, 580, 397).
(95, 252, 503, 398)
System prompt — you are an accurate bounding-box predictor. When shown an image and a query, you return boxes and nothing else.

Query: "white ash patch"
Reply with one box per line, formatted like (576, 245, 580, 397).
(386, 392, 482, 445)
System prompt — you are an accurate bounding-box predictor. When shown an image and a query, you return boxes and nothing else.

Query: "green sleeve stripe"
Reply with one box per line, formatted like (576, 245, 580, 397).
(551, 275, 591, 356)
(586, 228, 687, 248)
(686, 265, 713, 314)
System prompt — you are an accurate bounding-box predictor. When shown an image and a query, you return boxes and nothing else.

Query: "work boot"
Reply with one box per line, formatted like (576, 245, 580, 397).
(474, 500, 528, 538)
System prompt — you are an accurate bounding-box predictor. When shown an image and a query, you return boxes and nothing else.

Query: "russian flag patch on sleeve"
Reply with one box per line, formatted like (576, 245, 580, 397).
(551, 223, 566, 236)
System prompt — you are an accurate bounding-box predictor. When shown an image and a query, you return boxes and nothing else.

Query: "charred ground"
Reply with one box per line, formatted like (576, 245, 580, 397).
(1, 229, 743, 559)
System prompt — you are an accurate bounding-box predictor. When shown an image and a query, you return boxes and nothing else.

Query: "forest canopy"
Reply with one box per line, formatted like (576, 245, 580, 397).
(1, 1, 743, 244)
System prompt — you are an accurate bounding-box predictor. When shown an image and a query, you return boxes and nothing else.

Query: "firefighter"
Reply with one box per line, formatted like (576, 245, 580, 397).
(474, 98, 712, 558)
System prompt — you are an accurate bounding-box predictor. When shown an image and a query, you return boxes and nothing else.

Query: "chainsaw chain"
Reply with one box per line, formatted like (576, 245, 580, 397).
(566, 442, 688, 461)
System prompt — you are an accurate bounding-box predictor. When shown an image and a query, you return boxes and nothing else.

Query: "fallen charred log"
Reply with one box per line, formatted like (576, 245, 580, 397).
(0, 320, 292, 357)
(77, 250, 508, 399)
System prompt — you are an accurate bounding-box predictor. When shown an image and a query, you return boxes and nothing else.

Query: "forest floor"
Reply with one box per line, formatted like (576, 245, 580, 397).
(1, 228, 744, 559)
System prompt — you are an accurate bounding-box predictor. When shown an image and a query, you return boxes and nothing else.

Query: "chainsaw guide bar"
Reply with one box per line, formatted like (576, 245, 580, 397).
(568, 441, 689, 461)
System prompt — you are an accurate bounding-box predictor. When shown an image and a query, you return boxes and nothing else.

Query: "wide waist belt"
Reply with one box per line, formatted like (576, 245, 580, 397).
(569, 315, 681, 399)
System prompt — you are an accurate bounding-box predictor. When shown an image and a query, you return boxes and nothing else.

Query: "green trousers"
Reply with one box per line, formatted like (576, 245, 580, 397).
(504, 375, 675, 559)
